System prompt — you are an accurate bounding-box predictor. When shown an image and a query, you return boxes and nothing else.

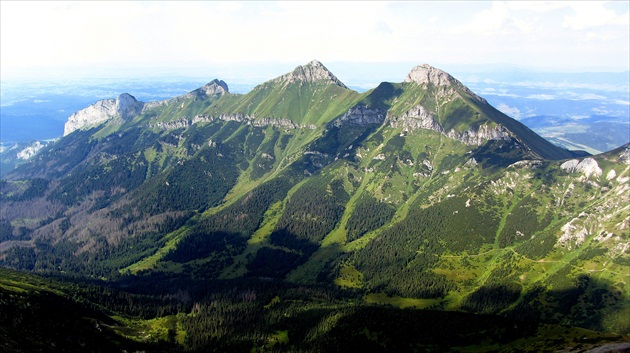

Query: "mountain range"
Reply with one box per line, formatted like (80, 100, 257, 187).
(1, 60, 628, 352)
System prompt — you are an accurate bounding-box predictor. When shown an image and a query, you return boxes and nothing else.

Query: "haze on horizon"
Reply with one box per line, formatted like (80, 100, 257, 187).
(1, 1, 629, 86)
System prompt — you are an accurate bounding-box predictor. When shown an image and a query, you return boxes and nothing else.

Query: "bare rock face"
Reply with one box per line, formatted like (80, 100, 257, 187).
(389, 105, 443, 132)
(252, 117, 297, 129)
(560, 159, 580, 172)
(64, 98, 116, 136)
(404, 64, 456, 87)
(148, 113, 311, 131)
(273, 60, 348, 88)
(388, 104, 512, 146)
(16, 141, 45, 160)
(115, 93, 144, 119)
(335, 106, 386, 126)
(577, 158, 603, 179)
(64, 93, 144, 136)
(447, 124, 512, 146)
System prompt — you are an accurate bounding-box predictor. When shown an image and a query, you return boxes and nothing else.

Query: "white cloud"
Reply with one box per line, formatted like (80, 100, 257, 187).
(562, 92, 607, 100)
(563, 2, 629, 30)
(497, 103, 522, 119)
(475, 87, 520, 98)
(1, 1, 628, 80)
(512, 81, 628, 92)
(216, 1, 243, 12)
(504, 1, 567, 13)
(592, 107, 612, 115)
(452, 2, 511, 35)
(526, 94, 556, 100)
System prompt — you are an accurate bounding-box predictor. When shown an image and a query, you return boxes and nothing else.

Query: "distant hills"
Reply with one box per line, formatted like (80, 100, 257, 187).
(1, 60, 628, 352)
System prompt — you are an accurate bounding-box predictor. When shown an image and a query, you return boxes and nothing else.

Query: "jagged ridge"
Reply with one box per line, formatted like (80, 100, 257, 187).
(64, 80, 230, 136)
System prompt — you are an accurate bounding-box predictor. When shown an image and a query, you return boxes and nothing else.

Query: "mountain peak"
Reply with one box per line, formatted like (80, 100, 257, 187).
(63, 93, 144, 136)
(192, 79, 229, 97)
(273, 60, 348, 89)
(115, 93, 144, 119)
(404, 64, 457, 86)
(404, 64, 487, 104)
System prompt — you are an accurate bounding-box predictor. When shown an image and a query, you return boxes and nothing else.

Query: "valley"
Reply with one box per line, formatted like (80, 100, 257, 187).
(1, 60, 629, 352)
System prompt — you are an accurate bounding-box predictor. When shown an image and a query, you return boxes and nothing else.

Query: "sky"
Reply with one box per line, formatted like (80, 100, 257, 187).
(1, 1, 629, 84)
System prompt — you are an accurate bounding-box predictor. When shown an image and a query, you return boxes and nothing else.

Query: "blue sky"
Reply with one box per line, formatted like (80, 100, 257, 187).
(1, 1, 629, 83)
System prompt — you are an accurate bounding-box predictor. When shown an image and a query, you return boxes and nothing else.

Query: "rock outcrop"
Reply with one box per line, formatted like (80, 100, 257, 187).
(561, 157, 602, 179)
(388, 104, 512, 146)
(64, 93, 144, 136)
(148, 114, 313, 131)
(389, 105, 442, 132)
(446, 124, 512, 146)
(16, 141, 46, 160)
(334, 106, 386, 126)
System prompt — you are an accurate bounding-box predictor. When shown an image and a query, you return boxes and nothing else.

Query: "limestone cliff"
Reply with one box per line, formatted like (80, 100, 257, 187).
(334, 106, 387, 126)
(388, 104, 512, 146)
(63, 93, 144, 136)
(148, 114, 312, 131)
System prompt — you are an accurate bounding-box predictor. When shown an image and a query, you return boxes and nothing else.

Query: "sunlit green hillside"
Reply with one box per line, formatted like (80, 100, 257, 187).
(1, 61, 628, 352)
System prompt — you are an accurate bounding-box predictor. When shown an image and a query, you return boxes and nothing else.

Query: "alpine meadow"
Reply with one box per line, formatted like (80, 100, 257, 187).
(1, 60, 629, 352)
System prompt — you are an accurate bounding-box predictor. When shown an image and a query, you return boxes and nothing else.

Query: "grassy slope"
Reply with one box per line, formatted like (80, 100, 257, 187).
(4, 65, 628, 350)
(389, 81, 585, 160)
(114, 79, 627, 335)
(265, 114, 629, 332)
(206, 80, 361, 127)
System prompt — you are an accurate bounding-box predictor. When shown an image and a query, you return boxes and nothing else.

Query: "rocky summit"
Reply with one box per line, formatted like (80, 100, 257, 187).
(273, 59, 349, 88)
(404, 63, 457, 86)
(404, 63, 487, 103)
(64, 93, 144, 135)
(2, 61, 628, 352)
